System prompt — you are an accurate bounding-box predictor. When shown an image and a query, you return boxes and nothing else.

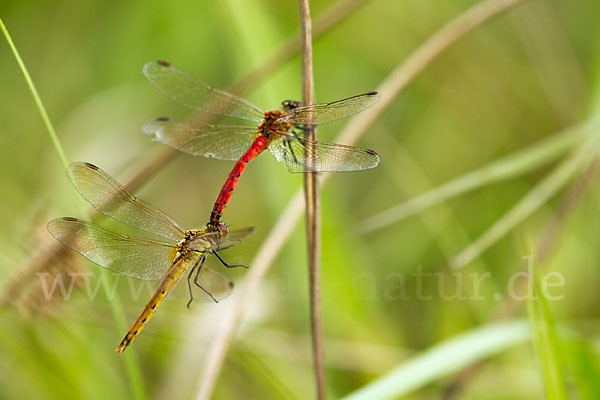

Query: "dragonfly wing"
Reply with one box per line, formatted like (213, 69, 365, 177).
(217, 227, 255, 250)
(268, 135, 380, 173)
(143, 61, 264, 123)
(276, 92, 381, 125)
(47, 217, 174, 280)
(143, 117, 256, 161)
(170, 263, 234, 303)
(68, 162, 185, 242)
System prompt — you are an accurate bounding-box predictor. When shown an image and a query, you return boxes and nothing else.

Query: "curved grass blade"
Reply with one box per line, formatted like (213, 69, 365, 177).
(0, 18, 68, 169)
(527, 267, 568, 400)
(358, 122, 589, 235)
(341, 321, 531, 400)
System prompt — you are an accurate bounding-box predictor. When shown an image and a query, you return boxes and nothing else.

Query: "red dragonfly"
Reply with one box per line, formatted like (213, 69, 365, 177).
(142, 60, 381, 228)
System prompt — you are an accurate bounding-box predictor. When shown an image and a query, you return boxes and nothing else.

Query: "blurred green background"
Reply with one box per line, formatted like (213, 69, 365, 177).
(1, 0, 600, 399)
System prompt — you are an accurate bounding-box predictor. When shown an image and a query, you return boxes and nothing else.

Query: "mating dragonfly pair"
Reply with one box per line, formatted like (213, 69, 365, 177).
(49, 61, 381, 353)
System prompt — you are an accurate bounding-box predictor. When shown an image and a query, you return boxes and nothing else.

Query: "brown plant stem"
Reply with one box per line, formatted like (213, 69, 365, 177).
(299, 1, 326, 399)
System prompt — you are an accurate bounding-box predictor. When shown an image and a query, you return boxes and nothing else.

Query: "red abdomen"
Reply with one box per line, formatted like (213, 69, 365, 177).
(209, 136, 269, 225)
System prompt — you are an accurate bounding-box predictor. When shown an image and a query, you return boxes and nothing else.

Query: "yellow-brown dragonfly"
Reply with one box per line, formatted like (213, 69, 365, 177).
(47, 162, 253, 353)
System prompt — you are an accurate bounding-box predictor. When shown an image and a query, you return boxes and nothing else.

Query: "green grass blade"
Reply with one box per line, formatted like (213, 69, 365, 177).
(527, 268, 567, 400)
(0, 17, 68, 169)
(341, 320, 531, 400)
(565, 338, 600, 400)
(358, 122, 588, 235)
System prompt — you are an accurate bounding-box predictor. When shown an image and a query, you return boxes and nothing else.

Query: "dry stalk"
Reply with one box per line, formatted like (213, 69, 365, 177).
(298, 0, 326, 398)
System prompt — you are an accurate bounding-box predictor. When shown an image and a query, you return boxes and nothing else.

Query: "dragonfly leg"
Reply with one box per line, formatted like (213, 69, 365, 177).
(186, 256, 204, 309)
(192, 256, 219, 303)
(213, 250, 248, 269)
(287, 127, 316, 166)
(285, 138, 299, 165)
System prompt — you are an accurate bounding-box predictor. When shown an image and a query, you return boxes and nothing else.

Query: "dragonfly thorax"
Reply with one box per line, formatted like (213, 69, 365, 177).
(259, 110, 293, 141)
(172, 243, 194, 262)
(182, 229, 222, 252)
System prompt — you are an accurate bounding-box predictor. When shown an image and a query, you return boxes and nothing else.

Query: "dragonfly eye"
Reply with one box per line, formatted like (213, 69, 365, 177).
(216, 222, 229, 234)
(281, 100, 301, 110)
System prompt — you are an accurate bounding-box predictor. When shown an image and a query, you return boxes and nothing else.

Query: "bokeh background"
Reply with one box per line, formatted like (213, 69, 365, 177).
(1, 0, 600, 398)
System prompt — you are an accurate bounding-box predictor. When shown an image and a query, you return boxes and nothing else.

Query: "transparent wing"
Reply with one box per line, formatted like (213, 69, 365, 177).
(169, 263, 234, 303)
(214, 227, 255, 250)
(143, 61, 264, 123)
(142, 116, 256, 161)
(275, 92, 381, 125)
(68, 162, 185, 242)
(268, 135, 380, 173)
(47, 217, 175, 280)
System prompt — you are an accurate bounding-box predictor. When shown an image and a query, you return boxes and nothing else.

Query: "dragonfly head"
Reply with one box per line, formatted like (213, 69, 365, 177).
(207, 221, 229, 234)
(281, 100, 302, 111)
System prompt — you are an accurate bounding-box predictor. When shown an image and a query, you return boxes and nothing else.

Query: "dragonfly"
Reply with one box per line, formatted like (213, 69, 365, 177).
(142, 60, 381, 228)
(47, 162, 253, 353)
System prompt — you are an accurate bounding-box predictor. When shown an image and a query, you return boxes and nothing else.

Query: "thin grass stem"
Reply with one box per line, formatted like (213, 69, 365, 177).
(299, 0, 326, 398)
(0, 18, 68, 169)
